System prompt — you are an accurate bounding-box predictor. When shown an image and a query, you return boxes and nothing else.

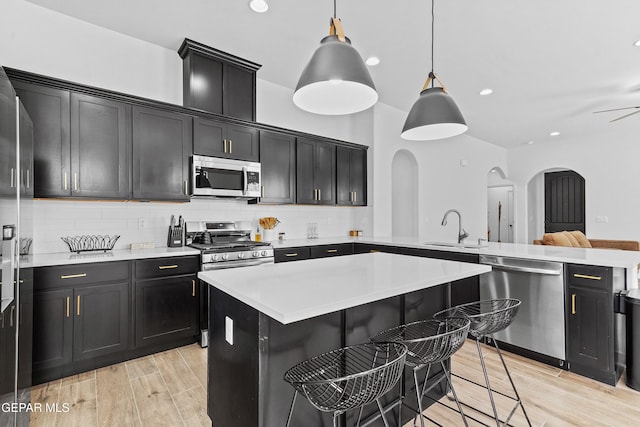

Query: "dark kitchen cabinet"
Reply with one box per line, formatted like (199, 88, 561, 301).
(193, 117, 258, 162)
(32, 261, 130, 384)
(259, 130, 296, 204)
(134, 256, 199, 348)
(179, 38, 260, 121)
(309, 243, 354, 258)
(274, 247, 311, 263)
(566, 264, 616, 384)
(70, 93, 131, 199)
(0, 300, 17, 396)
(132, 106, 192, 201)
(11, 81, 70, 198)
(337, 147, 367, 206)
(296, 137, 336, 205)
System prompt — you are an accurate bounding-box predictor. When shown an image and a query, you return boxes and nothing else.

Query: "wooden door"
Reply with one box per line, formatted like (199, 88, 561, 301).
(71, 93, 130, 199)
(132, 106, 191, 201)
(545, 170, 585, 233)
(259, 131, 295, 204)
(73, 282, 129, 361)
(12, 82, 71, 198)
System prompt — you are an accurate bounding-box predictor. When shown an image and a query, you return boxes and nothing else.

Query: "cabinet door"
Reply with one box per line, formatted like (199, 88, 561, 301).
(336, 147, 352, 205)
(0, 73, 17, 198)
(12, 82, 71, 198)
(73, 282, 129, 361)
(296, 138, 317, 204)
(567, 284, 612, 375)
(71, 93, 130, 198)
(193, 117, 226, 157)
(259, 131, 295, 204)
(315, 140, 336, 205)
(133, 106, 191, 201)
(223, 64, 255, 121)
(226, 123, 259, 161)
(0, 301, 17, 396)
(32, 288, 73, 371)
(135, 275, 198, 348)
(349, 148, 366, 206)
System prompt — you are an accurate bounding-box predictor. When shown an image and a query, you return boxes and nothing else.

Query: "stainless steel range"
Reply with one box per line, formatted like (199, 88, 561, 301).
(186, 221, 274, 347)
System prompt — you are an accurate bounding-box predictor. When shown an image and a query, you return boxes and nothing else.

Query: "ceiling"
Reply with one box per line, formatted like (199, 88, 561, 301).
(25, 0, 640, 148)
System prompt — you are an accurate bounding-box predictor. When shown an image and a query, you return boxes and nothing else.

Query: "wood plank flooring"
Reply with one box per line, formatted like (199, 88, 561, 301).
(29, 340, 640, 426)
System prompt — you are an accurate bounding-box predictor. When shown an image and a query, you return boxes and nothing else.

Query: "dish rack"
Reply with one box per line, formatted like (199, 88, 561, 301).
(61, 235, 120, 254)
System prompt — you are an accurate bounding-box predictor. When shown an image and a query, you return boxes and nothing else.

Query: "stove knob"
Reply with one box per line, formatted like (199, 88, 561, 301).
(252, 251, 259, 257)
(212, 254, 219, 261)
(261, 250, 267, 257)
(222, 254, 229, 261)
(238, 252, 245, 259)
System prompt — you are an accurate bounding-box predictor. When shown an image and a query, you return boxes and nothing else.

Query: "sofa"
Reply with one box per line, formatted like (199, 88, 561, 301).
(533, 230, 640, 251)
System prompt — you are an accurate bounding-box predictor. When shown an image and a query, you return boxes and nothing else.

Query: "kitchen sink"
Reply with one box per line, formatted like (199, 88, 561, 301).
(423, 242, 488, 249)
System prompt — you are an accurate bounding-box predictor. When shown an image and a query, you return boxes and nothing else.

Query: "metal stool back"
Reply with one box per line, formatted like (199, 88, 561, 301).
(284, 342, 407, 427)
(434, 299, 531, 427)
(371, 318, 471, 427)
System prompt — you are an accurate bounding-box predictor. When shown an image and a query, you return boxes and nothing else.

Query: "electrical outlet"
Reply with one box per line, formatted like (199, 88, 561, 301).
(138, 217, 145, 229)
(595, 216, 609, 223)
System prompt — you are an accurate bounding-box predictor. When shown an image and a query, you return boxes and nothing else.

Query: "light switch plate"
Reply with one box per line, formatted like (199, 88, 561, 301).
(225, 316, 234, 345)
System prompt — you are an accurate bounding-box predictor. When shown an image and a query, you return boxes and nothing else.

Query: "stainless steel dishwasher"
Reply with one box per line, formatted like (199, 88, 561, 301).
(479, 254, 566, 364)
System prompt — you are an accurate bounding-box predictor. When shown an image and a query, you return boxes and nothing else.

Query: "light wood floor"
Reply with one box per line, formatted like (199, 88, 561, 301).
(29, 340, 640, 426)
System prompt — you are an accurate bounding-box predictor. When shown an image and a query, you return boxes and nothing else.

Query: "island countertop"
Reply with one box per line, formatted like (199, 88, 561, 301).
(198, 252, 491, 324)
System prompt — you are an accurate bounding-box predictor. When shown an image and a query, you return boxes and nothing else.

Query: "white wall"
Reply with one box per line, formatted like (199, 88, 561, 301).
(372, 103, 508, 243)
(508, 124, 640, 243)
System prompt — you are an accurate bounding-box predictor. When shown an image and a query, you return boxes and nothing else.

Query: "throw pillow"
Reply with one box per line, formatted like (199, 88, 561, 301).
(569, 230, 592, 248)
(563, 231, 580, 247)
(548, 232, 574, 247)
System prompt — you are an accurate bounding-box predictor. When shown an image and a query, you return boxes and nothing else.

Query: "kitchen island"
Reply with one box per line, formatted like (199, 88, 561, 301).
(199, 252, 490, 427)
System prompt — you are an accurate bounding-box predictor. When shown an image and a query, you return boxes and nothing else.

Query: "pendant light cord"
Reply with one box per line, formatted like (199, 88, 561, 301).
(430, 0, 435, 87)
(334, 0, 337, 18)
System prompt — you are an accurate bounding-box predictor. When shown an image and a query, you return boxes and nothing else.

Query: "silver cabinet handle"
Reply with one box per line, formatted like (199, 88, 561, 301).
(10, 168, 15, 188)
(26, 169, 30, 189)
(223, 139, 227, 153)
(229, 140, 233, 153)
(63, 171, 68, 190)
(353, 191, 356, 203)
(318, 189, 321, 201)
(184, 180, 189, 195)
(73, 173, 78, 191)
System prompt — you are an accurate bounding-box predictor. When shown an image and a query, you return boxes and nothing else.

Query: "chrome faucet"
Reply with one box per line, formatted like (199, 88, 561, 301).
(441, 209, 469, 244)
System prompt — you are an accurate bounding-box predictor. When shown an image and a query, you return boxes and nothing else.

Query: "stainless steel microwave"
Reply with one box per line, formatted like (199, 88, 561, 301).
(191, 155, 261, 198)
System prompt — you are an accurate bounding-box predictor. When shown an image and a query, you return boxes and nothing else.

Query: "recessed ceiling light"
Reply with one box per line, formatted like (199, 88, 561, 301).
(527, 140, 535, 145)
(249, 0, 269, 13)
(550, 131, 560, 136)
(635, 39, 640, 47)
(365, 57, 380, 66)
(479, 88, 493, 96)
(490, 168, 496, 173)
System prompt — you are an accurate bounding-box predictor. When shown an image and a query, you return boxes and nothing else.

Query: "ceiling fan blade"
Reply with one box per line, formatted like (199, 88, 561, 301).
(610, 109, 640, 122)
(594, 106, 640, 113)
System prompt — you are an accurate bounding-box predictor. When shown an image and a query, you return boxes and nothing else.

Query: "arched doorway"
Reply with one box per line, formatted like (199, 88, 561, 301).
(487, 167, 514, 243)
(392, 150, 418, 238)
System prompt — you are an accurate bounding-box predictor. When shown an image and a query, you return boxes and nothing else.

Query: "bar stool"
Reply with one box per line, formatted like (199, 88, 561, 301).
(370, 318, 471, 427)
(434, 298, 531, 427)
(283, 342, 408, 427)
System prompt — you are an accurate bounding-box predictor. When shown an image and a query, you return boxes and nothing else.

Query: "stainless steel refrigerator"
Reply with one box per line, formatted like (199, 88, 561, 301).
(0, 66, 33, 427)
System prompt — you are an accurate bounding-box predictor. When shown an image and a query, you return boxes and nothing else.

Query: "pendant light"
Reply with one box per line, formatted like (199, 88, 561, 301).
(293, 0, 378, 115)
(401, 0, 467, 141)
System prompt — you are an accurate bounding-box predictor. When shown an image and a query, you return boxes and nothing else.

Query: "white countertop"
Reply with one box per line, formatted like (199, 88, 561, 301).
(274, 236, 640, 270)
(199, 252, 491, 324)
(21, 247, 200, 268)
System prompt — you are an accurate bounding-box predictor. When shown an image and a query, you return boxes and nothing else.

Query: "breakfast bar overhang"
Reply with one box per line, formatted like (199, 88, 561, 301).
(199, 252, 491, 427)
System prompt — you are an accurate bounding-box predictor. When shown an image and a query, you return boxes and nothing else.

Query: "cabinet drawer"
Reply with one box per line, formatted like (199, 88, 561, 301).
(135, 256, 199, 279)
(35, 261, 130, 290)
(274, 247, 311, 263)
(310, 243, 353, 259)
(567, 264, 612, 288)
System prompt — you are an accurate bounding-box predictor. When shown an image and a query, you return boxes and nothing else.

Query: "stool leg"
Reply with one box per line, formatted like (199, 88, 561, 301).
(333, 411, 339, 427)
(376, 398, 391, 427)
(440, 361, 468, 427)
(476, 338, 500, 427)
(286, 390, 298, 427)
(413, 365, 428, 427)
(492, 338, 532, 427)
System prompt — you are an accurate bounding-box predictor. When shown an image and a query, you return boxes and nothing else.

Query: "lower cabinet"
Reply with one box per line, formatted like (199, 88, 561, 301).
(274, 244, 353, 263)
(134, 274, 198, 348)
(566, 264, 616, 385)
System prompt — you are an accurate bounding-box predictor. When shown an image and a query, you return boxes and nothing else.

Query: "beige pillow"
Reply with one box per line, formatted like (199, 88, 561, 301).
(569, 230, 592, 248)
(544, 232, 573, 247)
(563, 231, 580, 247)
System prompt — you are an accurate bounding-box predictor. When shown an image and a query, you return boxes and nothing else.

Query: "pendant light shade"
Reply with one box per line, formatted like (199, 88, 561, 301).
(401, 0, 467, 141)
(401, 86, 467, 141)
(293, 18, 378, 115)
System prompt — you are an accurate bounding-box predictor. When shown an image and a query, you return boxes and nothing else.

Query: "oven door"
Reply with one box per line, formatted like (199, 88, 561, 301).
(192, 156, 261, 198)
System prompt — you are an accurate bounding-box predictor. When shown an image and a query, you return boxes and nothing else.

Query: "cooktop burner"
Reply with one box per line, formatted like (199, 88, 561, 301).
(189, 241, 271, 252)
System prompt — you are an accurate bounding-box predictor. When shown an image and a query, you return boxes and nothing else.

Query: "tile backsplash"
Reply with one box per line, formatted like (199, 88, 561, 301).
(31, 198, 372, 254)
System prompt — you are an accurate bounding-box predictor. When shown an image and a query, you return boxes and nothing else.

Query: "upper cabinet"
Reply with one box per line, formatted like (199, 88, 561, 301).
(132, 106, 192, 201)
(70, 93, 130, 199)
(179, 39, 261, 122)
(193, 117, 258, 162)
(336, 147, 367, 206)
(12, 81, 70, 198)
(296, 137, 336, 205)
(259, 130, 296, 204)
